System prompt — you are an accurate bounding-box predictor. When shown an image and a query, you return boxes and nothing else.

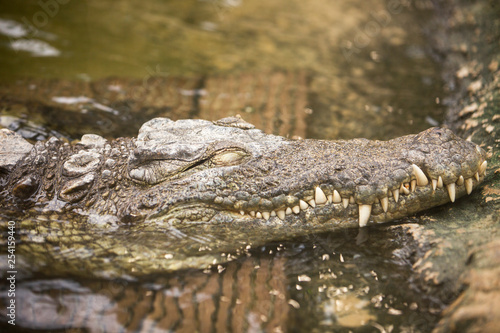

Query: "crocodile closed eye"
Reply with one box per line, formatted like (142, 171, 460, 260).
(209, 150, 248, 167)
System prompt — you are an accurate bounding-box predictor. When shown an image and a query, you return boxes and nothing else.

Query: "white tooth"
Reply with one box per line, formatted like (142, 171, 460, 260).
(446, 183, 456, 202)
(349, 196, 355, 204)
(240, 211, 245, 215)
(315, 187, 328, 205)
(299, 200, 309, 210)
(342, 198, 349, 208)
(411, 179, 417, 192)
(412, 164, 429, 186)
(262, 212, 270, 219)
(327, 194, 333, 203)
(256, 212, 263, 219)
(465, 178, 473, 195)
(250, 211, 256, 217)
(393, 189, 399, 203)
(474, 172, 480, 181)
(456, 175, 464, 186)
(479, 161, 487, 175)
(292, 206, 300, 214)
(401, 183, 410, 195)
(358, 204, 372, 227)
(285, 207, 293, 215)
(380, 197, 388, 213)
(308, 199, 316, 208)
(271, 211, 277, 217)
(277, 210, 285, 220)
(333, 190, 342, 203)
(437, 176, 443, 188)
(432, 179, 437, 191)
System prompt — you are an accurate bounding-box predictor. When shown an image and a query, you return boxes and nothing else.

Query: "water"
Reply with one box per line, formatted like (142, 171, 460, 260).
(0, 0, 448, 331)
(0, 0, 445, 140)
(1, 226, 443, 332)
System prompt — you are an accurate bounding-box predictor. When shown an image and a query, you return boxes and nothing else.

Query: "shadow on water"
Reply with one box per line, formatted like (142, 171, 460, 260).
(0, 0, 451, 331)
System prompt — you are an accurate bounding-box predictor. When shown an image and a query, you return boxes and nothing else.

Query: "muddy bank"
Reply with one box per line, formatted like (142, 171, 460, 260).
(399, 0, 500, 331)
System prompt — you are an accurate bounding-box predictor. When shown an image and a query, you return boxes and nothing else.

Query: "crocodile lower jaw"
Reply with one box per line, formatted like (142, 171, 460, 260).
(237, 161, 487, 227)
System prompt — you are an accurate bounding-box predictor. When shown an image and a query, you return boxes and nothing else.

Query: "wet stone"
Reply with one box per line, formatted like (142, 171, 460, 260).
(0, 129, 33, 172)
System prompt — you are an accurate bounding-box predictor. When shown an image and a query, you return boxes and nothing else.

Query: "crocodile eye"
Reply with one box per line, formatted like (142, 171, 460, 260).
(210, 150, 248, 166)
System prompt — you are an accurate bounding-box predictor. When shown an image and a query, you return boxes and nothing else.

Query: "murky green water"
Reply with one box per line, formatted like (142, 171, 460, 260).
(0, 0, 445, 140)
(1, 0, 448, 331)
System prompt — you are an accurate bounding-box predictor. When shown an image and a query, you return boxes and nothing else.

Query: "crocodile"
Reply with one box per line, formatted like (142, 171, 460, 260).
(1, 115, 487, 228)
(0, 115, 489, 279)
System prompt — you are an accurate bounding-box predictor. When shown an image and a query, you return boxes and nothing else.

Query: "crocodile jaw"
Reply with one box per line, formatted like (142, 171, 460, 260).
(145, 128, 487, 228)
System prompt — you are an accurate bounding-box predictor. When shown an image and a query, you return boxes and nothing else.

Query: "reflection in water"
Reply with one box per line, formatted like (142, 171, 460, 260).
(1, 227, 441, 332)
(8, 257, 288, 332)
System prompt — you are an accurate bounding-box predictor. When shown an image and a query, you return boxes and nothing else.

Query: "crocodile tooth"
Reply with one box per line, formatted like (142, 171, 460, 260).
(299, 200, 309, 210)
(410, 179, 417, 192)
(342, 198, 349, 208)
(465, 178, 473, 195)
(327, 194, 333, 203)
(308, 199, 316, 208)
(446, 183, 456, 202)
(393, 189, 399, 203)
(456, 175, 464, 186)
(412, 164, 429, 186)
(479, 161, 487, 176)
(315, 187, 328, 205)
(256, 212, 263, 219)
(474, 172, 480, 181)
(401, 183, 410, 195)
(437, 176, 443, 188)
(240, 211, 245, 215)
(380, 197, 389, 213)
(358, 204, 372, 227)
(277, 210, 285, 220)
(271, 211, 277, 217)
(292, 205, 300, 214)
(432, 179, 437, 191)
(349, 196, 355, 204)
(285, 207, 293, 215)
(333, 190, 342, 203)
(262, 212, 270, 219)
(250, 211, 256, 217)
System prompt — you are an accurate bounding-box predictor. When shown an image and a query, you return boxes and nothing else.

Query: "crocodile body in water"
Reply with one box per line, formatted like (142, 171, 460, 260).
(0, 116, 488, 277)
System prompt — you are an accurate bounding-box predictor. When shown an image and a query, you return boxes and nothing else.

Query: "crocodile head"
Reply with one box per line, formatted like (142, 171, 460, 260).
(122, 116, 487, 228)
(1, 116, 487, 228)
